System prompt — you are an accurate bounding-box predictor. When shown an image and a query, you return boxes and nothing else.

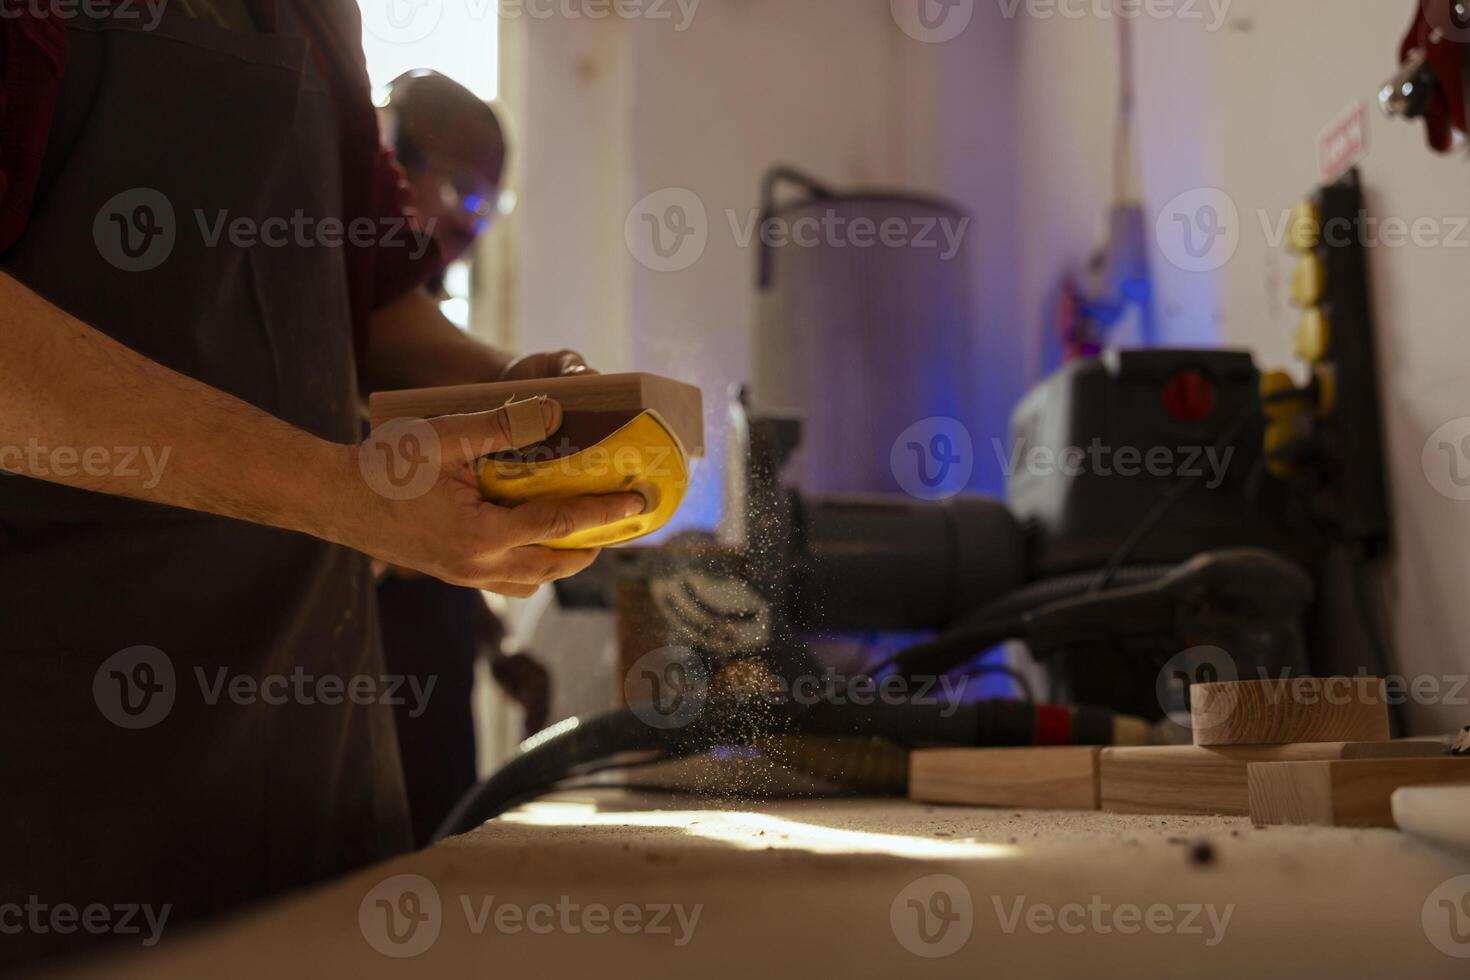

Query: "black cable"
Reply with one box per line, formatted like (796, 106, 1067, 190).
(434, 694, 1122, 840)
(1090, 407, 1258, 592)
(1348, 549, 1392, 677)
(1088, 477, 1197, 592)
(953, 565, 1173, 626)
(869, 565, 1173, 681)
(433, 709, 666, 842)
(1349, 544, 1405, 736)
(865, 652, 1034, 701)
(865, 616, 1018, 680)
(564, 751, 673, 779)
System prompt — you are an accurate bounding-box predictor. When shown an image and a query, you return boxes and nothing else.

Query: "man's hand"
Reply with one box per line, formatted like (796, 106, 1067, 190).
(499, 349, 593, 381)
(343, 398, 641, 598)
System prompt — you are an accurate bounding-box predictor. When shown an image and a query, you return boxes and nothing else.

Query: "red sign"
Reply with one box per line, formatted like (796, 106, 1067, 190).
(1319, 102, 1369, 181)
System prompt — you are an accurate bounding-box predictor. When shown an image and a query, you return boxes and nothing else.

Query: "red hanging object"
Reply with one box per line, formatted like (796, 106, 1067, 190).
(1384, 0, 1470, 152)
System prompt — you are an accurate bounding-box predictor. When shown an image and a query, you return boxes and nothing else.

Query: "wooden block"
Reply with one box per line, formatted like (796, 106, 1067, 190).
(368, 372, 705, 457)
(908, 747, 1100, 810)
(1248, 757, 1470, 827)
(1100, 740, 1446, 817)
(1190, 676, 1390, 747)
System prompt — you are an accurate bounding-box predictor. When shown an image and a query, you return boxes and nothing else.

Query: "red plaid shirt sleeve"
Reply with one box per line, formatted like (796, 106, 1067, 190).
(0, 6, 66, 254)
(0, 0, 438, 355)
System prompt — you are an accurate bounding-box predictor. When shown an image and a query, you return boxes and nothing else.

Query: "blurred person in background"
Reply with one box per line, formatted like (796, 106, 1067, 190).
(381, 69, 508, 284)
(377, 71, 553, 848)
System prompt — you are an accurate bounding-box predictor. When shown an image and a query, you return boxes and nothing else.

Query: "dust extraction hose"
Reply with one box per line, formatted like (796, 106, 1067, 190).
(433, 693, 1128, 841)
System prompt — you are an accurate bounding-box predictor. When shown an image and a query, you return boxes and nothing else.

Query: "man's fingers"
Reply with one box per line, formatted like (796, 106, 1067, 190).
(433, 397, 563, 461)
(556, 351, 593, 376)
(501, 349, 592, 381)
(510, 545, 600, 583)
(469, 546, 599, 587)
(480, 582, 540, 599)
(463, 542, 597, 592)
(504, 493, 646, 547)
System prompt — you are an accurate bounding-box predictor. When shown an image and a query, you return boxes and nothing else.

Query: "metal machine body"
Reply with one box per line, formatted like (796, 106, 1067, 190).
(1008, 348, 1301, 575)
(727, 347, 1316, 718)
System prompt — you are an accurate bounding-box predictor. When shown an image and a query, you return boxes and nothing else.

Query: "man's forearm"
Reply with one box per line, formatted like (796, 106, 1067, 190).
(0, 273, 642, 595)
(362, 288, 515, 393)
(0, 272, 362, 542)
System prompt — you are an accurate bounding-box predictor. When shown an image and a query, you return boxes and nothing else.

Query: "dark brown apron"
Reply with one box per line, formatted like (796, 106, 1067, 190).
(0, 5, 410, 967)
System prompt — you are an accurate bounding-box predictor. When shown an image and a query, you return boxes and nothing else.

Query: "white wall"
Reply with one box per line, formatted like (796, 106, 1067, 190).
(1011, 4, 1227, 367)
(1011, 0, 1470, 734)
(489, 10, 633, 373)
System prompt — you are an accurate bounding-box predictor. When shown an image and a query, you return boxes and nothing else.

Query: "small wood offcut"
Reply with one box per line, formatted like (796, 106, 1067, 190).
(908, 677, 1464, 830)
(368, 372, 706, 458)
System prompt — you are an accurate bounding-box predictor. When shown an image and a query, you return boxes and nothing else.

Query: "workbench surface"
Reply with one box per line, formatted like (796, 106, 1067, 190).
(55, 789, 1470, 978)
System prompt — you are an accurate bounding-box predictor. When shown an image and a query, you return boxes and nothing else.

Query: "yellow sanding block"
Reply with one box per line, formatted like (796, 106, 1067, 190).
(477, 409, 690, 550)
(368, 373, 703, 550)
